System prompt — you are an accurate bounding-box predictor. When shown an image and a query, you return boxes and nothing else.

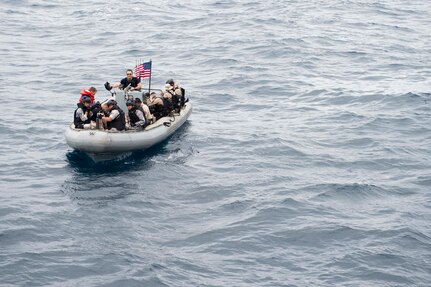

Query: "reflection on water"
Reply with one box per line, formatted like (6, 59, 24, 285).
(62, 123, 192, 204)
(65, 148, 158, 174)
(63, 148, 158, 204)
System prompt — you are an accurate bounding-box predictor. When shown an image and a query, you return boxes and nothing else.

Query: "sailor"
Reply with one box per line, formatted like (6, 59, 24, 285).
(74, 96, 92, 129)
(134, 97, 155, 124)
(144, 92, 172, 119)
(163, 79, 184, 112)
(106, 69, 142, 91)
(79, 87, 97, 104)
(95, 103, 108, 130)
(101, 100, 126, 131)
(126, 99, 146, 130)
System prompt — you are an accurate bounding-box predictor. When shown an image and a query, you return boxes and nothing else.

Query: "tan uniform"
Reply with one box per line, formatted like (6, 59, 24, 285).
(162, 83, 182, 101)
(139, 102, 155, 123)
(145, 93, 164, 107)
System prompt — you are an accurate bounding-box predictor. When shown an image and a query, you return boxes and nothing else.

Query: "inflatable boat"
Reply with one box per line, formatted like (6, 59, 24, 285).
(65, 91, 192, 161)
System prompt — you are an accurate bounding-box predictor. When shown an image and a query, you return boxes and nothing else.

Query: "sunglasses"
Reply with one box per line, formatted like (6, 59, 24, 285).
(127, 73, 132, 75)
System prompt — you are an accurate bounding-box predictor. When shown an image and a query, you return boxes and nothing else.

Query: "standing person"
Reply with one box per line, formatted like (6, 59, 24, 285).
(101, 100, 126, 131)
(79, 87, 97, 104)
(74, 96, 92, 129)
(126, 99, 146, 130)
(106, 69, 142, 91)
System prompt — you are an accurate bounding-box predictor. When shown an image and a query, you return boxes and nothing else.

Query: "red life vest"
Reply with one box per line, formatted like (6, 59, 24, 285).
(79, 89, 95, 104)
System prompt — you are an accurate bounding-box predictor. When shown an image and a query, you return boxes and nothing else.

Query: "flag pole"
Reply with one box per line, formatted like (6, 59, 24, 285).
(148, 59, 152, 93)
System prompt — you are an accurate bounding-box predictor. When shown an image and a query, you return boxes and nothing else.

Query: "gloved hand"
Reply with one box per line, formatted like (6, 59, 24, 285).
(90, 102, 101, 110)
(104, 82, 112, 91)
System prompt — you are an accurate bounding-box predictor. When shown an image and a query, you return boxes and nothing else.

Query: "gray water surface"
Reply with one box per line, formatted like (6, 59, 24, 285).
(1, 0, 431, 286)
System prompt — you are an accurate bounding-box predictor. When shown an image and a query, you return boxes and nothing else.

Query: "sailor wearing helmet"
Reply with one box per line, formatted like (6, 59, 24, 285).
(126, 99, 146, 130)
(100, 99, 126, 131)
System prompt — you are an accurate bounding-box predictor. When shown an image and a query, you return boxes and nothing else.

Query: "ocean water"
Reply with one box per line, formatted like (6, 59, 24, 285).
(1, 0, 431, 286)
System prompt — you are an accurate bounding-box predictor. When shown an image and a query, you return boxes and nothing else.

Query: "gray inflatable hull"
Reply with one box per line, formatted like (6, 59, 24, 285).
(65, 103, 192, 155)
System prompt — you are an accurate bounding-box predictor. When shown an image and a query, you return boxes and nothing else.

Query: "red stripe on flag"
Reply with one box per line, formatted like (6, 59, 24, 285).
(135, 63, 151, 79)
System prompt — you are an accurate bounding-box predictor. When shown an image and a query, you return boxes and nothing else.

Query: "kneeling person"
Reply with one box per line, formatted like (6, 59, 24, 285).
(144, 92, 173, 119)
(74, 96, 92, 129)
(163, 79, 184, 112)
(126, 99, 146, 130)
(101, 100, 126, 131)
(134, 97, 155, 124)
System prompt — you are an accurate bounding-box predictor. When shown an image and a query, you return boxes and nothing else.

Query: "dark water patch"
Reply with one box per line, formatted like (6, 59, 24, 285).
(320, 109, 367, 122)
(2, 0, 27, 4)
(381, 92, 431, 106)
(415, 176, 431, 186)
(0, 224, 59, 247)
(61, 179, 139, 203)
(65, 150, 155, 175)
(300, 89, 329, 98)
(3, 9, 29, 15)
(218, 199, 255, 213)
(394, 228, 431, 249)
(305, 183, 393, 202)
(360, 116, 419, 132)
(276, 225, 371, 247)
(29, 3, 61, 9)
(198, 57, 239, 66)
(340, 137, 378, 148)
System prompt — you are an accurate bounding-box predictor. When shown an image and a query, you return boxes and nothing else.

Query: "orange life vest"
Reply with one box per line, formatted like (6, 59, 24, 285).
(79, 89, 95, 104)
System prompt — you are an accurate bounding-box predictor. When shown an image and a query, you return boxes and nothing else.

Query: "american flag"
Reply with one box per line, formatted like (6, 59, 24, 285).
(135, 61, 152, 79)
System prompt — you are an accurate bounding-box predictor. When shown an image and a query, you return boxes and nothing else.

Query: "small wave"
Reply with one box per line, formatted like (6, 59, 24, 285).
(150, 146, 196, 165)
(219, 199, 255, 213)
(415, 176, 431, 186)
(61, 178, 139, 204)
(252, 139, 308, 158)
(306, 183, 392, 202)
(0, 123, 14, 136)
(30, 3, 60, 9)
(378, 92, 430, 107)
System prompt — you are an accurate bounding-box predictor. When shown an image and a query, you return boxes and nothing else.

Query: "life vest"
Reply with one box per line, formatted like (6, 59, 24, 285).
(162, 96, 173, 111)
(167, 86, 185, 110)
(128, 105, 145, 126)
(139, 103, 153, 122)
(150, 102, 170, 120)
(166, 89, 179, 108)
(106, 106, 126, 131)
(79, 89, 95, 104)
(74, 103, 91, 129)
